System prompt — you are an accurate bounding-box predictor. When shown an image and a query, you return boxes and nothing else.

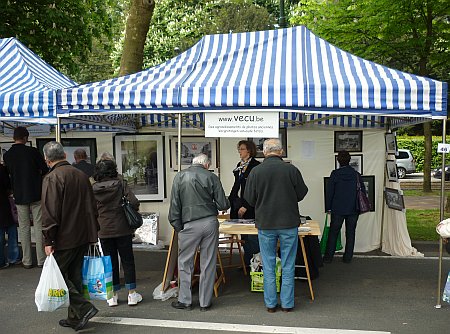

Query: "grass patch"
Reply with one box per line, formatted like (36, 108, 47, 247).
(402, 189, 450, 197)
(406, 209, 448, 241)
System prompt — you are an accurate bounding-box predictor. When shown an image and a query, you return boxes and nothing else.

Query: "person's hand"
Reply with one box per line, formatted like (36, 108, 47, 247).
(238, 207, 247, 218)
(44, 245, 54, 256)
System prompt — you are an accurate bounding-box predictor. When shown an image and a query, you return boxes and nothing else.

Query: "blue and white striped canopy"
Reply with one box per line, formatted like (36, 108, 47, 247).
(58, 26, 447, 119)
(0, 37, 75, 122)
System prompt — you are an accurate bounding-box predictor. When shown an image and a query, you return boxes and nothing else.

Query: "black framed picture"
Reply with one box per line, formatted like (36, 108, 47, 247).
(248, 128, 287, 158)
(334, 131, 363, 153)
(386, 160, 398, 182)
(113, 134, 165, 201)
(384, 187, 404, 211)
(324, 175, 375, 212)
(335, 154, 363, 174)
(169, 136, 217, 171)
(36, 138, 97, 165)
(385, 133, 398, 155)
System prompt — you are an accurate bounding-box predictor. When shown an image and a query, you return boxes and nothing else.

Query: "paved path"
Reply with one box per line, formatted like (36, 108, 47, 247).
(404, 195, 441, 209)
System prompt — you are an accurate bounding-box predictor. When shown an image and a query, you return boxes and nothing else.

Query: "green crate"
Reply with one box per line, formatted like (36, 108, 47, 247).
(250, 271, 281, 292)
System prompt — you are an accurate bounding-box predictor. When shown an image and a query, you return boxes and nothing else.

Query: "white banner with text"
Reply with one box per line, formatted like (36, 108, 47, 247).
(204, 112, 279, 138)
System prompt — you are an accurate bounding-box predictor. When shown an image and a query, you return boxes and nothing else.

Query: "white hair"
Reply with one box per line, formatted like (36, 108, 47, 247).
(263, 138, 283, 155)
(192, 153, 210, 166)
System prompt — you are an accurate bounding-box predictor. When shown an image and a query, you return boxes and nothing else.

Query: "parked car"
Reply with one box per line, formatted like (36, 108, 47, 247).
(395, 149, 416, 179)
(433, 165, 450, 181)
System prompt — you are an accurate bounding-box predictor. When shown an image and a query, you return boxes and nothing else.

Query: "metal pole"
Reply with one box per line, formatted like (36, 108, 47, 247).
(177, 113, 182, 172)
(56, 116, 61, 142)
(436, 118, 447, 309)
(279, 0, 286, 28)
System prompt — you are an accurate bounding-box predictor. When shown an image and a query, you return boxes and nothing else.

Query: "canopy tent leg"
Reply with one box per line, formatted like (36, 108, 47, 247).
(177, 113, 182, 171)
(56, 116, 61, 142)
(436, 118, 447, 309)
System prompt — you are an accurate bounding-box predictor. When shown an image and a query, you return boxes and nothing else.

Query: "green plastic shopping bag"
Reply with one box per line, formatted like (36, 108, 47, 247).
(319, 213, 343, 255)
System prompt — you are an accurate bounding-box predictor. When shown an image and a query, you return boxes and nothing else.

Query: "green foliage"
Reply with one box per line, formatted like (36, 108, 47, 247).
(397, 136, 450, 171)
(0, 0, 120, 81)
(141, 0, 277, 68)
(290, 0, 450, 81)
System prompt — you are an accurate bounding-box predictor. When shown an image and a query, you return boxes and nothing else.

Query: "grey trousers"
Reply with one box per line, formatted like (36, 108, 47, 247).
(177, 216, 218, 308)
(16, 201, 46, 266)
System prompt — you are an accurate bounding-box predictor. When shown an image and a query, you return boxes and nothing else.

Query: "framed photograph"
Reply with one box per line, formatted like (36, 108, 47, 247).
(170, 136, 217, 171)
(0, 141, 32, 162)
(324, 175, 375, 212)
(384, 187, 404, 211)
(248, 128, 287, 158)
(36, 138, 97, 164)
(385, 133, 398, 154)
(386, 160, 398, 182)
(335, 154, 363, 174)
(334, 131, 363, 153)
(114, 134, 165, 201)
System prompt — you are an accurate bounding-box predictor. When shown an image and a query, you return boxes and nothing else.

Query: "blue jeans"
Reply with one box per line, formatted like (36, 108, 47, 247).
(258, 227, 298, 309)
(0, 225, 20, 265)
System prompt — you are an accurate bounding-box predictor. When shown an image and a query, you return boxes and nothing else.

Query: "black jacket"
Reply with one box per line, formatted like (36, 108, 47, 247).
(326, 165, 366, 215)
(73, 160, 95, 177)
(0, 164, 15, 228)
(3, 143, 48, 204)
(229, 157, 260, 219)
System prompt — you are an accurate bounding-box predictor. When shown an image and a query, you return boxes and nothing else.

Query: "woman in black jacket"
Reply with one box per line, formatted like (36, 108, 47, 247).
(0, 163, 20, 269)
(92, 159, 142, 307)
(324, 150, 366, 264)
(229, 140, 260, 266)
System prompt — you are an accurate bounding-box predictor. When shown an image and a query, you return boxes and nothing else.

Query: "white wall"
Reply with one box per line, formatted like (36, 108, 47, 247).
(1, 128, 388, 252)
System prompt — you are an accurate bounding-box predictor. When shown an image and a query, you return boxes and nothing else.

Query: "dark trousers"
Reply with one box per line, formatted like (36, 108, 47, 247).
(53, 244, 93, 321)
(325, 213, 359, 261)
(241, 234, 260, 266)
(100, 234, 136, 291)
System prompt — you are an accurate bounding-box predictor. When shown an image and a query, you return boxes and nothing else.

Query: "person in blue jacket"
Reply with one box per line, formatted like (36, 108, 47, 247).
(323, 150, 366, 264)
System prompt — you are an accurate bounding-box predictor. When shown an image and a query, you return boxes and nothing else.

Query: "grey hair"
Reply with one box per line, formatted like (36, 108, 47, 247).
(263, 138, 283, 155)
(99, 152, 116, 162)
(43, 141, 66, 162)
(192, 153, 210, 166)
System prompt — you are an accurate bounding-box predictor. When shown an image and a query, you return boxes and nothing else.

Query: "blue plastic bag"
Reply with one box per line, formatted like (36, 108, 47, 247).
(443, 271, 450, 303)
(82, 254, 113, 301)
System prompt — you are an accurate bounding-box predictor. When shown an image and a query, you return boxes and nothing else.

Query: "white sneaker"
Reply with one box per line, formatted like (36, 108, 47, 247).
(128, 292, 142, 306)
(107, 293, 118, 307)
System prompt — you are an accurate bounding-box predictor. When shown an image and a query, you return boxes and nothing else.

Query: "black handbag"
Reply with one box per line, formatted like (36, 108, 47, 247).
(121, 184, 143, 229)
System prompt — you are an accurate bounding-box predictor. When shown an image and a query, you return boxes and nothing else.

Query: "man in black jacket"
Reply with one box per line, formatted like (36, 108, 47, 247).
(3, 127, 48, 268)
(72, 148, 95, 177)
(245, 138, 308, 313)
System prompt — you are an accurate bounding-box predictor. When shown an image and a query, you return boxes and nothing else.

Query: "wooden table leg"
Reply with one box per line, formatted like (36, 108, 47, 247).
(299, 236, 314, 301)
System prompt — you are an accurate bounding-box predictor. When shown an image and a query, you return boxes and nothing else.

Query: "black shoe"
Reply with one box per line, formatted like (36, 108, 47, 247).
(37, 264, 44, 268)
(267, 305, 278, 313)
(322, 257, 332, 264)
(200, 304, 211, 312)
(22, 264, 34, 269)
(58, 319, 78, 329)
(281, 307, 294, 313)
(74, 306, 98, 331)
(171, 301, 192, 310)
(343, 258, 352, 263)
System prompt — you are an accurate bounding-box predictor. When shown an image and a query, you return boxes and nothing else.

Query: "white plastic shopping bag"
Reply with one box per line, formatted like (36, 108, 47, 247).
(35, 254, 70, 312)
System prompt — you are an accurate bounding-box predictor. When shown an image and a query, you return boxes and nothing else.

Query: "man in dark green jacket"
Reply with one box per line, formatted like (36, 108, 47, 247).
(169, 153, 229, 312)
(245, 138, 308, 313)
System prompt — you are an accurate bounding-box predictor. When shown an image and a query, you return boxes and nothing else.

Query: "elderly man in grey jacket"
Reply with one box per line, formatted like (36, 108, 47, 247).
(169, 153, 229, 312)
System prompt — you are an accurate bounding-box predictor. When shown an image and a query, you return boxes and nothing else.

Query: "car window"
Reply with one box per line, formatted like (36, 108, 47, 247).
(396, 151, 409, 160)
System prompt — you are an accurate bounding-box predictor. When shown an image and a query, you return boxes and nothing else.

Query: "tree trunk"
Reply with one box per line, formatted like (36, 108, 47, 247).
(422, 121, 432, 192)
(119, 0, 155, 76)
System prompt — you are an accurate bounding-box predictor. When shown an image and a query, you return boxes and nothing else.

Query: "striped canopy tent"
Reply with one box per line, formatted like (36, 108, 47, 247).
(58, 26, 447, 127)
(0, 37, 136, 131)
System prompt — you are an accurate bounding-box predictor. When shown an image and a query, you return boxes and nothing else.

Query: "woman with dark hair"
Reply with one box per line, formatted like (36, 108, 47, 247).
(323, 150, 366, 264)
(229, 140, 260, 266)
(92, 159, 142, 307)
